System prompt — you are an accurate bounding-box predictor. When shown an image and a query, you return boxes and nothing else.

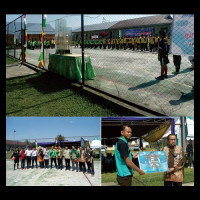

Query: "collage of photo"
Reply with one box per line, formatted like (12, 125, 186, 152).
(6, 14, 194, 187)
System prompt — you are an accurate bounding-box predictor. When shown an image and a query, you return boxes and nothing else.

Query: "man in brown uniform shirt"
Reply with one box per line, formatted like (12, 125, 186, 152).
(163, 134, 185, 186)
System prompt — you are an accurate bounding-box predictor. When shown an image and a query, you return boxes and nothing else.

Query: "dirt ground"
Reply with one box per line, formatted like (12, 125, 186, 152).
(6, 159, 101, 186)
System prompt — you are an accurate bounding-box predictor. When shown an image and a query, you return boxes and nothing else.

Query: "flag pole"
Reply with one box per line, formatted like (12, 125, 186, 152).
(42, 14, 44, 67)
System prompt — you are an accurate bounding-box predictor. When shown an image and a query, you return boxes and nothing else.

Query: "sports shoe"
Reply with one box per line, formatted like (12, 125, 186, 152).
(172, 71, 178, 74)
(155, 76, 164, 80)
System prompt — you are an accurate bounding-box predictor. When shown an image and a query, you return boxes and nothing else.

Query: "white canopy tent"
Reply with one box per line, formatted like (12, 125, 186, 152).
(90, 139, 101, 149)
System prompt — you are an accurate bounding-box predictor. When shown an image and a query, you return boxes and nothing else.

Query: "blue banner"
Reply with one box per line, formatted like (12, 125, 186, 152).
(81, 137, 89, 150)
(124, 28, 153, 37)
(138, 151, 169, 173)
(170, 14, 194, 55)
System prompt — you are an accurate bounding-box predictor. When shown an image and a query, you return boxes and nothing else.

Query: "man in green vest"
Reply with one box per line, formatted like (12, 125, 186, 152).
(37, 40, 40, 49)
(70, 146, 79, 172)
(115, 125, 145, 186)
(50, 146, 58, 169)
(57, 146, 64, 170)
(85, 39, 88, 48)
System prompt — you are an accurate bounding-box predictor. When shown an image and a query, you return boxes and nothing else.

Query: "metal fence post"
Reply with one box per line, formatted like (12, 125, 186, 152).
(14, 20, 16, 58)
(21, 15, 25, 64)
(42, 14, 44, 66)
(81, 14, 85, 86)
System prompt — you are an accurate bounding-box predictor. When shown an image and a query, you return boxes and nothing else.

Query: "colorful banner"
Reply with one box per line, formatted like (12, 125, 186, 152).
(35, 140, 38, 150)
(124, 27, 153, 37)
(138, 151, 169, 173)
(170, 14, 194, 55)
(81, 137, 89, 150)
(38, 14, 47, 67)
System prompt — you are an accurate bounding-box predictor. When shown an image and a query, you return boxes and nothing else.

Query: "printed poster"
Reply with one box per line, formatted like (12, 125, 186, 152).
(138, 151, 169, 173)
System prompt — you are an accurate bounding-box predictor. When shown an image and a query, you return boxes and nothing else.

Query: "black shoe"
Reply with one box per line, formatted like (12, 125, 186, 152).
(155, 76, 164, 80)
(163, 75, 168, 78)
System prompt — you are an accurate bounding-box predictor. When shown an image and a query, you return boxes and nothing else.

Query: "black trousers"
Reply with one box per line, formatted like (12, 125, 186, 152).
(65, 159, 70, 170)
(21, 159, 25, 169)
(173, 55, 181, 72)
(57, 157, 63, 169)
(150, 44, 154, 52)
(44, 159, 49, 168)
(39, 161, 44, 168)
(31, 156, 37, 168)
(26, 156, 31, 169)
(79, 162, 86, 172)
(51, 157, 57, 168)
(117, 175, 133, 186)
(14, 159, 19, 170)
(164, 181, 182, 186)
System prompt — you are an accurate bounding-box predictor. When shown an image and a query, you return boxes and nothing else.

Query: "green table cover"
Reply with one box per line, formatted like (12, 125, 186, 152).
(48, 54, 96, 82)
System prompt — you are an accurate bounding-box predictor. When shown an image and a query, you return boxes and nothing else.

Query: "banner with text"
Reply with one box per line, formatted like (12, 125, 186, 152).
(170, 14, 194, 55)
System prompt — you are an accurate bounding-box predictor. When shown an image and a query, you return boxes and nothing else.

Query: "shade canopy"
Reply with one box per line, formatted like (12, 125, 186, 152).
(101, 117, 175, 142)
(37, 140, 81, 148)
(90, 140, 101, 149)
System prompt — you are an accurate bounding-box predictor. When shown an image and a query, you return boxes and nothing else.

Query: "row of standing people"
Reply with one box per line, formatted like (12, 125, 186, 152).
(27, 39, 55, 50)
(76, 35, 171, 53)
(11, 145, 95, 176)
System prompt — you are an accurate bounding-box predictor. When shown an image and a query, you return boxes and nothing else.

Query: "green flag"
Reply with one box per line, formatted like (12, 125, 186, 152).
(43, 14, 47, 27)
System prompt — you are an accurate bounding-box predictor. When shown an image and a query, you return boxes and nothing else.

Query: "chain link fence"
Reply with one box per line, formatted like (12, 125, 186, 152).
(6, 14, 194, 116)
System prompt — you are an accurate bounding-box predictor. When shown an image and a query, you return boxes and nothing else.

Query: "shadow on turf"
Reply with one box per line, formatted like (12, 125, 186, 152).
(6, 94, 74, 115)
(7, 71, 143, 116)
(26, 71, 74, 94)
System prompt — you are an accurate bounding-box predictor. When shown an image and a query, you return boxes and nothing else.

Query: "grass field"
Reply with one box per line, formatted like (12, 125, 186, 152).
(102, 167, 194, 186)
(6, 56, 20, 65)
(6, 71, 139, 116)
(102, 149, 194, 186)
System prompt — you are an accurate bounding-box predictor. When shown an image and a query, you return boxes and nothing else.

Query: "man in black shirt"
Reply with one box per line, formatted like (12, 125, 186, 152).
(156, 31, 169, 80)
(11, 147, 20, 170)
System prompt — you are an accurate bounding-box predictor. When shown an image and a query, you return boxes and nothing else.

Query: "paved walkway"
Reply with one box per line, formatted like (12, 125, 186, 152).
(6, 159, 101, 186)
(183, 182, 194, 186)
(6, 63, 39, 79)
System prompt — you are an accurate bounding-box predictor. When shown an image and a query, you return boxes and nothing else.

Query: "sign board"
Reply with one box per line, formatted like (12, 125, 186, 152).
(124, 28, 153, 37)
(138, 151, 169, 173)
(170, 14, 194, 55)
(91, 35, 98, 39)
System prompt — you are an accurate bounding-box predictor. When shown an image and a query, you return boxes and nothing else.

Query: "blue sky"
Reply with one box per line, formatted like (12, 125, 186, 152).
(6, 117, 101, 142)
(6, 14, 158, 30)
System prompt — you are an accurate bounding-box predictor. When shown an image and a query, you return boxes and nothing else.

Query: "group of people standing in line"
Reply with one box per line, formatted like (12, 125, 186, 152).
(75, 34, 171, 53)
(27, 39, 55, 50)
(10, 145, 95, 176)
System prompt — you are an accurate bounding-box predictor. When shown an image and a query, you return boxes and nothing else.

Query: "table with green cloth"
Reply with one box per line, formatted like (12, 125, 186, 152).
(48, 53, 96, 82)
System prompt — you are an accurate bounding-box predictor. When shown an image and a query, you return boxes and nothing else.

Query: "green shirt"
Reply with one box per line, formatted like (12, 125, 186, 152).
(70, 149, 79, 159)
(115, 136, 134, 177)
(49, 149, 57, 158)
(98, 39, 103, 44)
